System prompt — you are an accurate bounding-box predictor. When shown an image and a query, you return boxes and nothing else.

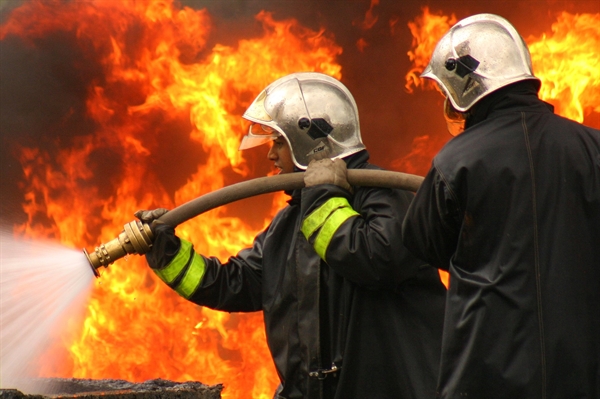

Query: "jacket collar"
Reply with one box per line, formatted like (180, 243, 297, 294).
(466, 80, 553, 129)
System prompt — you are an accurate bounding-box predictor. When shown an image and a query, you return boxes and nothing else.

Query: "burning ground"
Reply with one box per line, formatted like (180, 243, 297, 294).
(1, 0, 599, 398)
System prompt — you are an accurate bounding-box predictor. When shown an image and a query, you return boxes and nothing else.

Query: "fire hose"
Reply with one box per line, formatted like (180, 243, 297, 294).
(83, 169, 424, 277)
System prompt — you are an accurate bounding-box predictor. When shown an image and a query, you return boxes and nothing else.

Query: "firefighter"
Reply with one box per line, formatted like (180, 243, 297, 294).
(401, 14, 600, 399)
(137, 72, 446, 399)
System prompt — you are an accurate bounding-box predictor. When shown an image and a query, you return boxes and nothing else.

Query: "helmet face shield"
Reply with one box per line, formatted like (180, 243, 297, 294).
(239, 89, 281, 151)
(240, 72, 365, 169)
(238, 123, 280, 150)
(250, 123, 276, 135)
(243, 91, 273, 123)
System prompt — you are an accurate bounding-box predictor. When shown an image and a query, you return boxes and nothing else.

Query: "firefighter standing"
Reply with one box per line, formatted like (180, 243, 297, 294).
(138, 72, 446, 399)
(401, 14, 600, 399)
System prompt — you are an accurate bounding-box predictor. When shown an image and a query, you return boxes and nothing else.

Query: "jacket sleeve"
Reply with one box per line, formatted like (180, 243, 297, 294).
(401, 164, 462, 270)
(145, 224, 264, 312)
(300, 181, 426, 290)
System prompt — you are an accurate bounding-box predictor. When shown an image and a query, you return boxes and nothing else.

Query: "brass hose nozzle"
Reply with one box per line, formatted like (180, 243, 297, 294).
(83, 220, 153, 277)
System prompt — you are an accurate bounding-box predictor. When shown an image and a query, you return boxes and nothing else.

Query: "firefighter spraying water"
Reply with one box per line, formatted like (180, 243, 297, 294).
(84, 72, 446, 399)
(3, 1, 597, 396)
(83, 168, 424, 275)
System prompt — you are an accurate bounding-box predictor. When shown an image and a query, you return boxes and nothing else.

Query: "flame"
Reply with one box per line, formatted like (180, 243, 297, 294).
(7, 1, 598, 395)
(356, 37, 368, 52)
(404, 7, 457, 93)
(528, 12, 600, 123)
(400, 8, 459, 288)
(353, 0, 380, 31)
(2, 0, 342, 397)
(353, 0, 379, 52)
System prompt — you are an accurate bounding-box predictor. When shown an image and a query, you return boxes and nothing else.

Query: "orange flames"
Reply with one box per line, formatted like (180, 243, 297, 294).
(405, 7, 457, 94)
(2, 0, 341, 397)
(3, 1, 600, 398)
(528, 12, 600, 123)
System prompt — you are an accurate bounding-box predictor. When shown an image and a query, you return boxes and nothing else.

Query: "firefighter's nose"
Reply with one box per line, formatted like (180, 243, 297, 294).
(267, 143, 277, 161)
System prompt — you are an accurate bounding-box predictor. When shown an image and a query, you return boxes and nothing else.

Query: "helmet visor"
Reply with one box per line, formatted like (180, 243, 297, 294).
(238, 123, 280, 150)
(243, 90, 273, 123)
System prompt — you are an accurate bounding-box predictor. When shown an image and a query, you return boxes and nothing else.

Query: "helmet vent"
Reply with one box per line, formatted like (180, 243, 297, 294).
(445, 58, 457, 71)
(298, 117, 311, 129)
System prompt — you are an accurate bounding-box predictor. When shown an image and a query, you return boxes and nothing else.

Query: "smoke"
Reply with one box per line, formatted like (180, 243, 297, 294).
(0, 0, 24, 16)
(0, 30, 103, 226)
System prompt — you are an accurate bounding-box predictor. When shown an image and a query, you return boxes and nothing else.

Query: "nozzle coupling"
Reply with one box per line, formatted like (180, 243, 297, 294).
(83, 220, 154, 277)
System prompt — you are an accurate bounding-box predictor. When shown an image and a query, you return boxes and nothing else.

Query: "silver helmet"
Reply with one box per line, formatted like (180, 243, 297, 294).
(240, 72, 365, 170)
(421, 13, 540, 112)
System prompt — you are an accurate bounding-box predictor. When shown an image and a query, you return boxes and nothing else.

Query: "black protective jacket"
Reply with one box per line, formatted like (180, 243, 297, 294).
(148, 151, 446, 399)
(402, 82, 600, 399)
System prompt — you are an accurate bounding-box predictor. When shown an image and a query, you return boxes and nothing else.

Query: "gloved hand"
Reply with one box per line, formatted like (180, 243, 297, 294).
(145, 223, 180, 269)
(134, 208, 169, 231)
(304, 158, 352, 192)
(134, 208, 178, 270)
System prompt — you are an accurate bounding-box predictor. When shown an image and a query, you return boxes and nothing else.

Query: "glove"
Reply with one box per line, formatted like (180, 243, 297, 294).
(134, 208, 169, 231)
(134, 209, 179, 270)
(304, 158, 352, 193)
(145, 223, 180, 269)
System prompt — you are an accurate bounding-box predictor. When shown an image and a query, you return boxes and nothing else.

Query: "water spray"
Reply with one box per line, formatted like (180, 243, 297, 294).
(84, 169, 423, 277)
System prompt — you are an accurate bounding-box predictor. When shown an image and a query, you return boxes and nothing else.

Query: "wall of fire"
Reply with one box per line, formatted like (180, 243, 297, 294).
(1, 1, 598, 398)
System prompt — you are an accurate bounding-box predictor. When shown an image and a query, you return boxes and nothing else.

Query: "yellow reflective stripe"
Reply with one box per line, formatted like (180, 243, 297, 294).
(175, 252, 206, 299)
(154, 239, 192, 284)
(302, 197, 353, 240)
(314, 206, 359, 261)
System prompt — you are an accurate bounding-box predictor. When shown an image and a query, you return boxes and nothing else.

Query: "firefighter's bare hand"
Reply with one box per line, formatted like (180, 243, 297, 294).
(304, 158, 352, 192)
(134, 208, 169, 230)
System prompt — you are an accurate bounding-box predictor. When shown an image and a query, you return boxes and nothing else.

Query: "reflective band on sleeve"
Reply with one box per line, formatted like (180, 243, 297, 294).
(302, 197, 354, 240)
(314, 206, 359, 261)
(174, 251, 206, 299)
(154, 239, 193, 284)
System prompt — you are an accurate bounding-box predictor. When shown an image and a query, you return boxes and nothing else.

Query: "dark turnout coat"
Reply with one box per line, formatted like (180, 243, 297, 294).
(402, 82, 600, 399)
(149, 151, 446, 399)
